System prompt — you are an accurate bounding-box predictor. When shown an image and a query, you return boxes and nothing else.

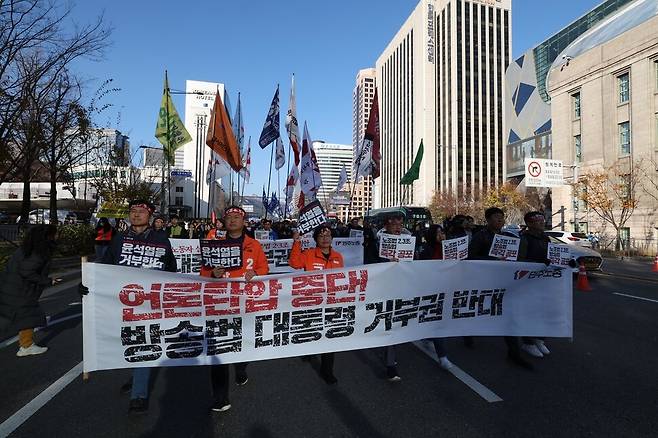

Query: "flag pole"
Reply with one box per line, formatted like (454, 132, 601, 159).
(283, 143, 292, 221)
(164, 70, 171, 217)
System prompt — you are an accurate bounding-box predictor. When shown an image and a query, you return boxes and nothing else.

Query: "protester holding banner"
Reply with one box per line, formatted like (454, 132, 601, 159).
(369, 213, 405, 381)
(81, 199, 177, 414)
(467, 207, 533, 370)
(418, 224, 453, 370)
(261, 219, 278, 240)
(199, 206, 269, 413)
(518, 211, 574, 359)
(289, 225, 344, 384)
(166, 215, 189, 239)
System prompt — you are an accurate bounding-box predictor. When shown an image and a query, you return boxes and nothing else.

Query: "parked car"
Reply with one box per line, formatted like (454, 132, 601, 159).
(15, 209, 77, 224)
(548, 236, 603, 272)
(545, 231, 592, 248)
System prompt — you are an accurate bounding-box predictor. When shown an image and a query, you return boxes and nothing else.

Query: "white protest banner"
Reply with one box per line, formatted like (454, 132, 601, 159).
(171, 238, 364, 275)
(489, 235, 520, 261)
(349, 229, 364, 238)
(82, 260, 572, 372)
(378, 233, 416, 261)
(297, 200, 327, 235)
(548, 243, 572, 267)
(254, 230, 270, 241)
(442, 237, 469, 260)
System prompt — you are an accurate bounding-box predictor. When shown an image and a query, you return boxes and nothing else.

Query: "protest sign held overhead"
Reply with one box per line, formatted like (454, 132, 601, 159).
(489, 235, 521, 261)
(200, 239, 243, 269)
(378, 233, 416, 262)
(297, 200, 327, 235)
(255, 230, 270, 241)
(442, 236, 469, 260)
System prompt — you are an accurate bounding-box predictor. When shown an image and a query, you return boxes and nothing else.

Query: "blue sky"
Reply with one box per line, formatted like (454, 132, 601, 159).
(69, 0, 603, 196)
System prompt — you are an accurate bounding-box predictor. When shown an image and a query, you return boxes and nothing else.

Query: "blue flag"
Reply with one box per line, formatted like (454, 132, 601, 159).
(258, 86, 280, 148)
(268, 192, 279, 214)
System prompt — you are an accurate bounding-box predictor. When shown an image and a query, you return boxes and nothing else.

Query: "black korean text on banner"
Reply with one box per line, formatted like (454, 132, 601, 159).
(200, 239, 243, 269)
(297, 200, 327, 235)
(547, 243, 572, 267)
(441, 236, 469, 260)
(378, 233, 416, 261)
(488, 234, 520, 261)
(82, 261, 572, 372)
(119, 238, 168, 270)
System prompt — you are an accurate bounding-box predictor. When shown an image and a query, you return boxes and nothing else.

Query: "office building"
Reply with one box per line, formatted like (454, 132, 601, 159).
(352, 68, 376, 216)
(548, 0, 658, 246)
(375, 0, 512, 209)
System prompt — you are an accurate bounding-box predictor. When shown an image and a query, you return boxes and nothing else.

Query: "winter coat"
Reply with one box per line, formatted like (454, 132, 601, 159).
(0, 248, 51, 331)
(518, 231, 550, 263)
(289, 241, 344, 271)
(100, 227, 177, 272)
(199, 232, 269, 279)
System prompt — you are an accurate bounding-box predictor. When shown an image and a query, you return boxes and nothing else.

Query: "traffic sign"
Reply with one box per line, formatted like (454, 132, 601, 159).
(524, 158, 564, 187)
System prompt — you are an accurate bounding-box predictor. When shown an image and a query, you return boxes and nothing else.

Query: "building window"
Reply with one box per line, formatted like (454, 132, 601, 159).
(618, 121, 631, 155)
(175, 186, 183, 192)
(175, 197, 183, 206)
(574, 135, 582, 162)
(618, 72, 630, 104)
(572, 92, 581, 119)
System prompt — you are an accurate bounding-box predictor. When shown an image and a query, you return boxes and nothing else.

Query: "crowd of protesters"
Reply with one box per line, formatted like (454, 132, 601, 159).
(0, 198, 571, 415)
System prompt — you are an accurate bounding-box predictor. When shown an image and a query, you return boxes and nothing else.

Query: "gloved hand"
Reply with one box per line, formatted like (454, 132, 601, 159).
(78, 283, 89, 296)
(568, 259, 578, 268)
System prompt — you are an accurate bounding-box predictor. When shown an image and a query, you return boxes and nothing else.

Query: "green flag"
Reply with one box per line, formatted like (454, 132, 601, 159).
(400, 140, 424, 185)
(155, 73, 192, 165)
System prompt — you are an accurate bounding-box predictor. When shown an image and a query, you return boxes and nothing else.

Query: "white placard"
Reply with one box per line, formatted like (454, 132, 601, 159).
(349, 229, 364, 238)
(255, 230, 270, 241)
(441, 236, 469, 260)
(378, 233, 416, 262)
(489, 235, 521, 261)
(82, 260, 573, 372)
(548, 243, 572, 267)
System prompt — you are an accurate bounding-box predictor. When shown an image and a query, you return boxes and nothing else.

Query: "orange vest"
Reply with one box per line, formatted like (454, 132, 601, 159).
(289, 240, 344, 271)
(199, 231, 269, 278)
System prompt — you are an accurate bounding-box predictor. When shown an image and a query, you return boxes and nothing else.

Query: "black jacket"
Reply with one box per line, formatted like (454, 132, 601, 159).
(518, 230, 550, 263)
(101, 227, 177, 272)
(0, 248, 51, 330)
(467, 228, 516, 260)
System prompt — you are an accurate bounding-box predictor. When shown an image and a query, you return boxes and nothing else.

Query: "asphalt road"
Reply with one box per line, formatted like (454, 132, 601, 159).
(0, 273, 656, 438)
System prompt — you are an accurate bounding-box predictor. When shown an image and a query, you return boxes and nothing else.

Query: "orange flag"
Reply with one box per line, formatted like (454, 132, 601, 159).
(206, 91, 242, 172)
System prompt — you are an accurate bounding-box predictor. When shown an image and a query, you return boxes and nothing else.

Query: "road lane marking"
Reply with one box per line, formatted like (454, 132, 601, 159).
(0, 361, 83, 437)
(0, 313, 82, 349)
(413, 340, 503, 403)
(613, 292, 658, 303)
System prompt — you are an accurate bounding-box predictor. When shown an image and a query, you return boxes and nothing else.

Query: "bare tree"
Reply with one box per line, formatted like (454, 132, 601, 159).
(0, 0, 110, 221)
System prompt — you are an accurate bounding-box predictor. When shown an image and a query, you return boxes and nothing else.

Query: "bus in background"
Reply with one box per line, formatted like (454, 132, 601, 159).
(365, 206, 433, 233)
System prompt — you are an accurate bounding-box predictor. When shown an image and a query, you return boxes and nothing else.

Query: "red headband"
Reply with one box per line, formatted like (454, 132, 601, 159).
(130, 204, 154, 214)
(224, 207, 245, 218)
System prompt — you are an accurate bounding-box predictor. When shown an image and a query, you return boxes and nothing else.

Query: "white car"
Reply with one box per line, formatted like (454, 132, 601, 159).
(545, 231, 592, 248)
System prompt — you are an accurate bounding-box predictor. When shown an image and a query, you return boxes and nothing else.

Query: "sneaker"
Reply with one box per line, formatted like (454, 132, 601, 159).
(235, 372, 249, 386)
(386, 366, 401, 382)
(520, 343, 544, 358)
(128, 398, 148, 414)
(535, 340, 550, 355)
(508, 351, 534, 370)
(438, 356, 454, 370)
(16, 344, 48, 357)
(211, 400, 231, 412)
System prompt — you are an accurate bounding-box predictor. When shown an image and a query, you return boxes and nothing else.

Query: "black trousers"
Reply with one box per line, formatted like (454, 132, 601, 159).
(210, 362, 248, 402)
